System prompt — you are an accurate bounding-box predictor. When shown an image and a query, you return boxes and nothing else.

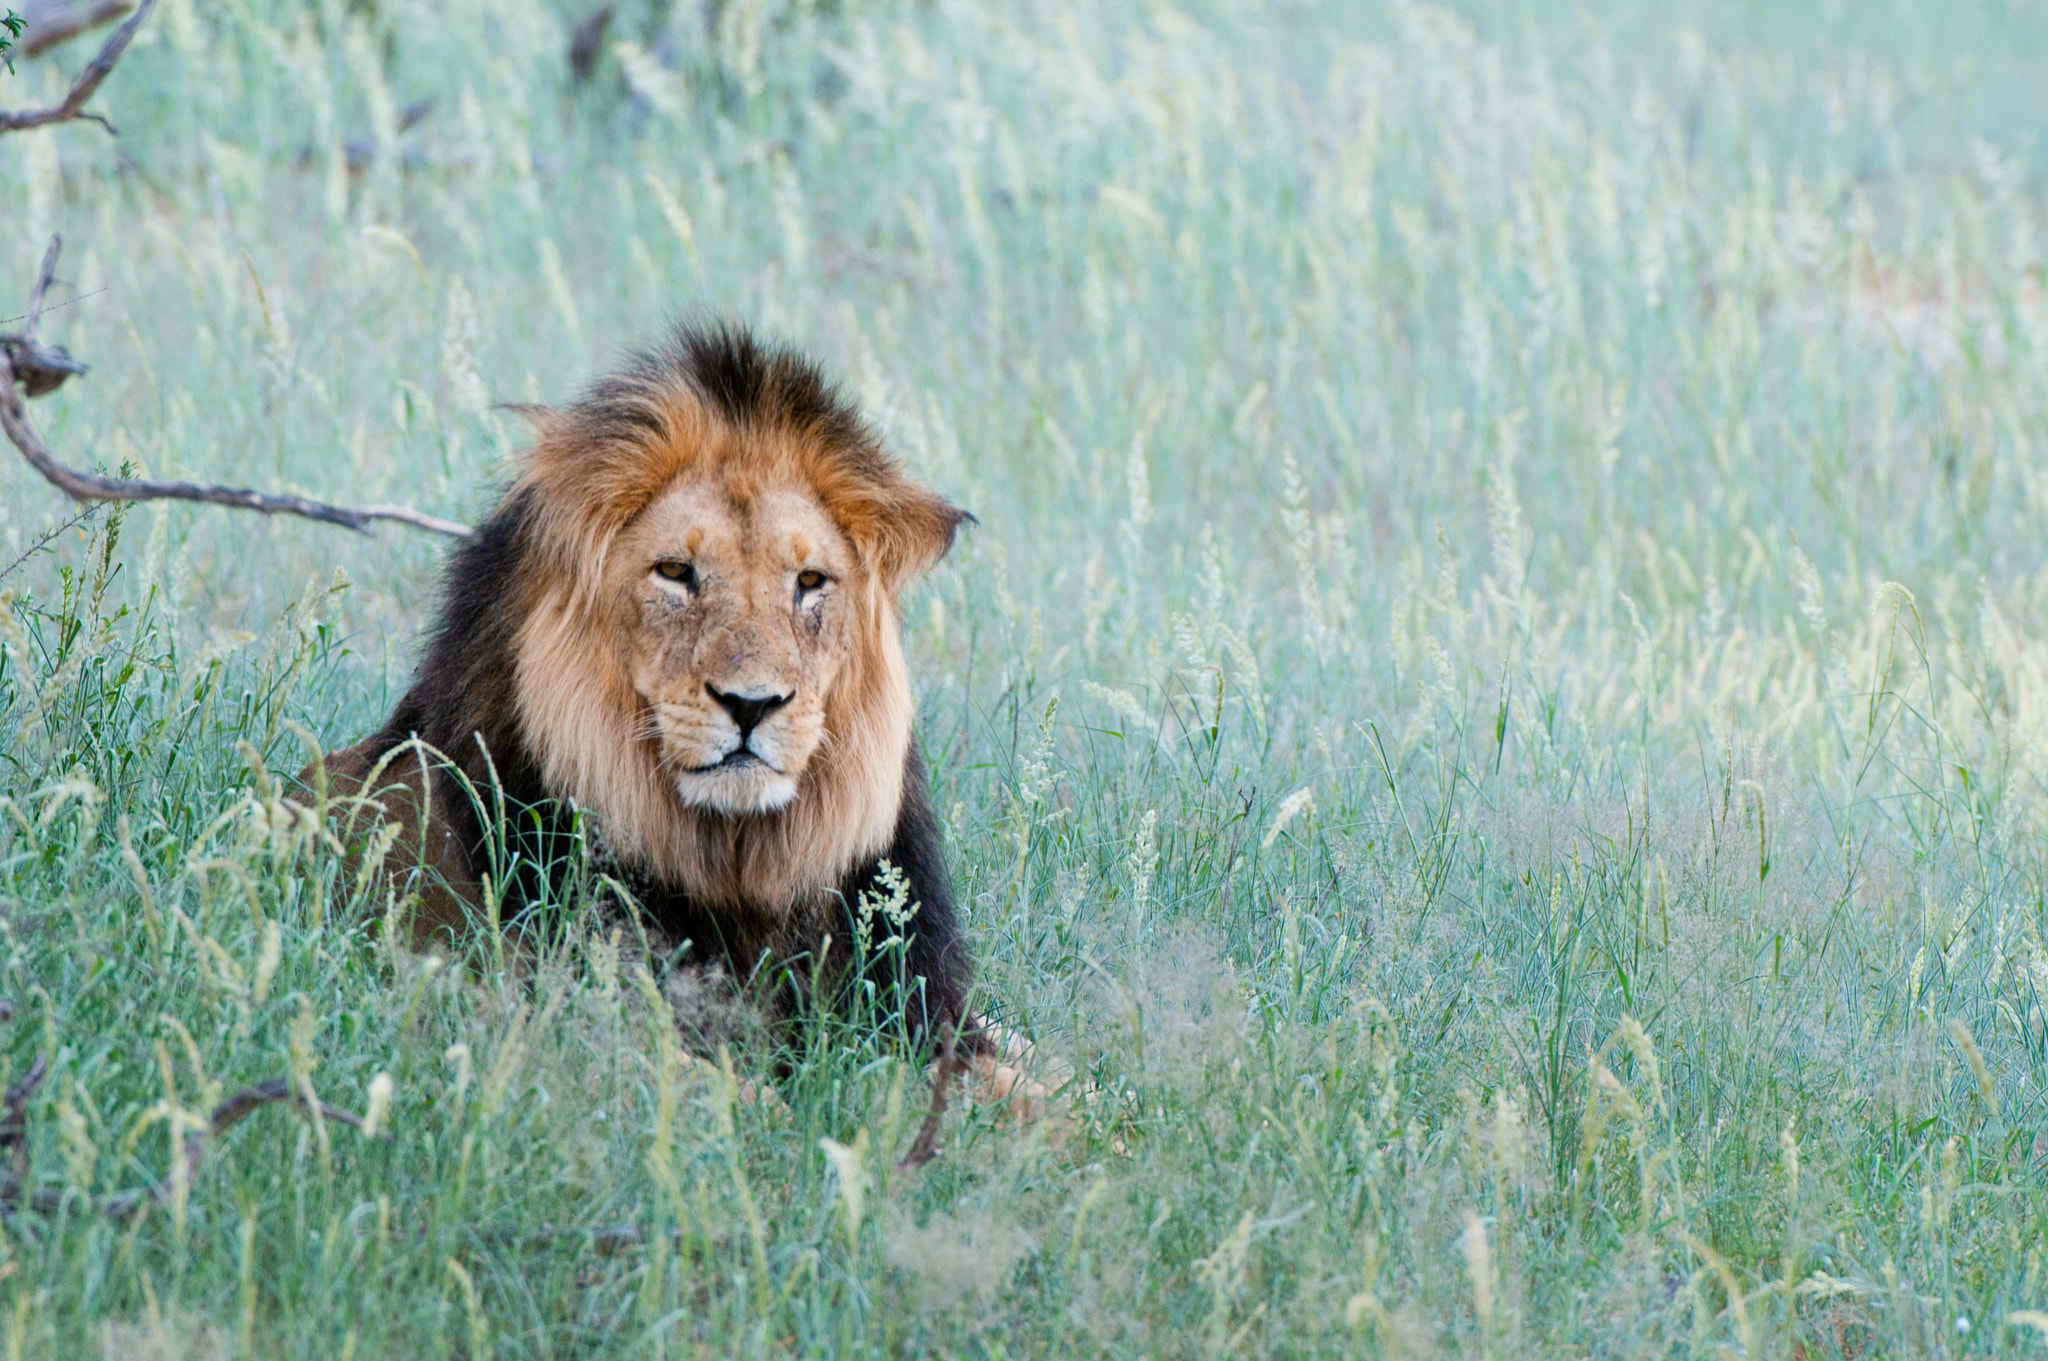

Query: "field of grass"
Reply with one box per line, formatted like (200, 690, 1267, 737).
(5, 0, 2048, 1354)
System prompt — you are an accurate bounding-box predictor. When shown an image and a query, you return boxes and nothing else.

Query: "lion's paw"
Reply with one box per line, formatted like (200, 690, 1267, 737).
(677, 1053, 789, 1119)
(954, 1020, 1085, 1138)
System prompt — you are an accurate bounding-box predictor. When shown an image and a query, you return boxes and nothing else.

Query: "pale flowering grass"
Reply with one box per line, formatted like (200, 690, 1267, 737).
(2, 0, 2048, 1356)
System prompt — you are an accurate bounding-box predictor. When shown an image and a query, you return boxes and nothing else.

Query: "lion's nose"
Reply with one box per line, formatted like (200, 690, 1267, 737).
(706, 684, 791, 742)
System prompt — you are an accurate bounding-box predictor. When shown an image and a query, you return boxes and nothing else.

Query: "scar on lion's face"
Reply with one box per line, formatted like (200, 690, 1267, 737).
(615, 476, 859, 817)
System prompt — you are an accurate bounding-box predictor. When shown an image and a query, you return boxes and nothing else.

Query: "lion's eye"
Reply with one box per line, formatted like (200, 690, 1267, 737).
(796, 570, 827, 592)
(654, 561, 697, 590)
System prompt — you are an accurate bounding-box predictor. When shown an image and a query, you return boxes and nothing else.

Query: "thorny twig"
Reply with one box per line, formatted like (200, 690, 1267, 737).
(0, 0, 155, 133)
(1, 237, 473, 538)
(23, 235, 58, 338)
(0, 282, 108, 328)
(0, 1071, 382, 1220)
(0, 502, 99, 583)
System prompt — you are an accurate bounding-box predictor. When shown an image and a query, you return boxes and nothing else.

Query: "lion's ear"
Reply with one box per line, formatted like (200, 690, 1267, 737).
(497, 402, 558, 430)
(856, 486, 973, 593)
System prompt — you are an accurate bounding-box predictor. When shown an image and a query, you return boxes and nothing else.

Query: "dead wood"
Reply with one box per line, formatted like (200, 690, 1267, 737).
(568, 7, 612, 85)
(0, 0, 153, 133)
(898, 1023, 965, 1170)
(1, 1054, 49, 1187)
(1, 1070, 382, 1220)
(98, 1077, 374, 1219)
(16, 0, 134, 60)
(1, 236, 473, 538)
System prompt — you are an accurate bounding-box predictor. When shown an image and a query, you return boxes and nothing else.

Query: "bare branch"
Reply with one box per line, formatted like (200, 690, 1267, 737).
(0, 0, 155, 134)
(1, 1056, 385, 1211)
(497, 1221, 668, 1254)
(0, 351, 473, 535)
(0, 1054, 50, 1213)
(1, 238, 474, 539)
(898, 1024, 965, 1170)
(94, 1077, 381, 1220)
(0, 242, 88, 400)
(168, 1077, 370, 1190)
(568, 6, 612, 85)
(0, 1054, 49, 1178)
(0, 1055, 44, 1117)
(2, 238, 470, 537)
(23, 235, 60, 342)
(482, 1218, 753, 1256)
(19, 1, 135, 61)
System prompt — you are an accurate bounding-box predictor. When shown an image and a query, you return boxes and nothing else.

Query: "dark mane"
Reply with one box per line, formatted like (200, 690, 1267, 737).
(570, 323, 892, 483)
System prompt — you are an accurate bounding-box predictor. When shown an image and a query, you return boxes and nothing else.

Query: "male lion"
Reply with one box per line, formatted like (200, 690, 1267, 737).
(309, 324, 1007, 1089)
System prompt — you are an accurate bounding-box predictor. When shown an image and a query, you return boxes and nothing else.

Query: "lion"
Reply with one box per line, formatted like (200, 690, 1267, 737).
(305, 324, 1047, 1127)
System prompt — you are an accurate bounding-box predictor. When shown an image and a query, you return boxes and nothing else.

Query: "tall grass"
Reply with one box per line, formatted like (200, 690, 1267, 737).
(4, 0, 2048, 1355)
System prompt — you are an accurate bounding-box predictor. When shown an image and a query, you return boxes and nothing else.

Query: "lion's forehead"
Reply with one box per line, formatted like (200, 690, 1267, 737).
(618, 477, 856, 698)
(624, 479, 851, 576)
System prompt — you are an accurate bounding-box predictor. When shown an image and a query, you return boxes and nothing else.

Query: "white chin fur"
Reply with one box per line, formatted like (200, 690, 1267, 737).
(674, 769, 799, 816)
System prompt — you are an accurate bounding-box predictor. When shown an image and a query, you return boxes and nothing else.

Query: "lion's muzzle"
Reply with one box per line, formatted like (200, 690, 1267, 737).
(660, 678, 811, 816)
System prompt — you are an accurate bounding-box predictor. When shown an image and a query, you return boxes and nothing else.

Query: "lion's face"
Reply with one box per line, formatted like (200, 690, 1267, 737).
(613, 479, 860, 817)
